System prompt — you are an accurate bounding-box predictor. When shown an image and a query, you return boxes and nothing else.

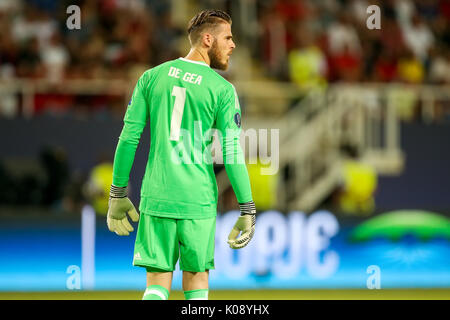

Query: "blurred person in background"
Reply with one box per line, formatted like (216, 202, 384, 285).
(374, 51, 399, 83)
(258, 5, 288, 78)
(378, 15, 406, 63)
(84, 166, 110, 214)
(16, 37, 44, 78)
(62, 169, 88, 213)
(83, 153, 114, 216)
(427, 44, 450, 122)
(329, 42, 362, 82)
(337, 145, 377, 216)
(323, 6, 363, 82)
(400, 12, 434, 65)
(39, 146, 70, 208)
(0, 160, 17, 205)
(327, 12, 361, 58)
(0, 145, 70, 209)
(247, 157, 278, 211)
(288, 23, 328, 92)
(11, 4, 57, 51)
(40, 31, 69, 82)
(428, 45, 450, 85)
(397, 47, 425, 84)
(274, 0, 308, 52)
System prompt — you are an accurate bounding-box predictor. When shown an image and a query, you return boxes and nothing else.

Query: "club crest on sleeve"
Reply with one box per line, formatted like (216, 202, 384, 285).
(234, 112, 241, 128)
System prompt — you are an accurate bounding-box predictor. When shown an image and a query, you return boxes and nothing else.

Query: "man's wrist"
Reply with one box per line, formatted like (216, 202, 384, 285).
(110, 185, 128, 198)
(239, 201, 256, 215)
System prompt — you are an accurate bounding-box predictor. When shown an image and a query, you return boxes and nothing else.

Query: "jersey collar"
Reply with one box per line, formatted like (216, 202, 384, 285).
(178, 57, 210, 67)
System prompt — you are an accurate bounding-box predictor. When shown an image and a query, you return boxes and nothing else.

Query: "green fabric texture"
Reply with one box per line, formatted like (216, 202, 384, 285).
(112, 58, 253, 219)
(112, 140, 139, 187)
(142, 285, 169, 300)
(133, 215, 216, 272)
(184, 289, 209, 300)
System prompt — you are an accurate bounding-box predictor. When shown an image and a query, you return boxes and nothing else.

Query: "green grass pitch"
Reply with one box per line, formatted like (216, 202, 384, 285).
(0, 289, 449, 300)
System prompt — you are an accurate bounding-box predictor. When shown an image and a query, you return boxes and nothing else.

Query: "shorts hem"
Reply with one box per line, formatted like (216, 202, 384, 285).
(142, 210, 217, 220)
(133, 262, 175, 272)
(179, 265, 215, 272)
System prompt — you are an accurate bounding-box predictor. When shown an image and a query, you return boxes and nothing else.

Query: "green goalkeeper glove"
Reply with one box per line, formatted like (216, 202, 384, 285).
(107, 185, 139, 236)
(227, 201, 256, 249)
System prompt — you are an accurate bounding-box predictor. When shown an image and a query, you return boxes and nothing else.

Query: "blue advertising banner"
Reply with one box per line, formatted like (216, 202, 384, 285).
(0, 210, 449, 291)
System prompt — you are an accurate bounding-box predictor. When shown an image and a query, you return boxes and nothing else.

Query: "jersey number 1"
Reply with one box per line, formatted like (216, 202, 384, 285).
(170, 86, 186, 141)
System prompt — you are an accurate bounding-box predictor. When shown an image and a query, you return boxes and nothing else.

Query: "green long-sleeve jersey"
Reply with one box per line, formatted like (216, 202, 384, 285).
(112, 57, 253, 219)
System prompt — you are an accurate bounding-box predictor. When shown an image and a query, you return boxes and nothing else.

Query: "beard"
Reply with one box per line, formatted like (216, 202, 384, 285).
(208, 40, 228, 70)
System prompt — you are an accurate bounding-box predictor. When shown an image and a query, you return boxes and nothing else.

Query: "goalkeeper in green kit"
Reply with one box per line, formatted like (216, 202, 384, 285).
(106, 9, 256, 300)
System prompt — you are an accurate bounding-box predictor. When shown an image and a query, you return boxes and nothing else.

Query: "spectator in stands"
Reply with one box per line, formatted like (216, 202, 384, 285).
(337, 145, 377, 216)
(40, 146, 69, 208)
(258, 5, 288, 78)
(395, 0, 416, 26)
(348, 0, 370, 26)
(0, 31, 18, 78)
(400, 12, 434, 64)
(16, 36, 44, 78)
(380, 16, 406, 59)
(397, 48, 425, 84)
(428, 45, 450, 85)
(327, 12, 361, 58)
(430, 9, 450, 51)
(288, 23, 328, 91)
(374, 51, 398, 82)
(274, 0, 308, 49)
(83, 159, 113, 216)
(329, 43, 362, 82)
(326, 10, 364, 82)
(11, 4, 57, 49)
(40, 31, 69, 82)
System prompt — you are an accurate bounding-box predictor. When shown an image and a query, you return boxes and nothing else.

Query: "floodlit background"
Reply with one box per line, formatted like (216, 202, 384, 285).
(0, 0, 449, 300)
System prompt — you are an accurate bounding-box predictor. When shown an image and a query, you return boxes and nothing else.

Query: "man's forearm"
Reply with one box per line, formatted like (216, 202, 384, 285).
(112, 138, 139, 187)
(223, 134, 253, 204)
(112, 121, 145, 187)
(225, 163, 253, 203)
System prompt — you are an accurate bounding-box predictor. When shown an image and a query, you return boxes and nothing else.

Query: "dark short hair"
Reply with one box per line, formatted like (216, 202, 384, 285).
(187, 9, 232, 45)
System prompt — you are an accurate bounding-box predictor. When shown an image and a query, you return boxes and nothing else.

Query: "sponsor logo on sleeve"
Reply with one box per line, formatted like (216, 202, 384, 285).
(234, 112, 241, 128)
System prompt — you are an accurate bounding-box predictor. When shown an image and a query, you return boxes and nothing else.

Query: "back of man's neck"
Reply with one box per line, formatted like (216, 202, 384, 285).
(184, 48, 210, 66)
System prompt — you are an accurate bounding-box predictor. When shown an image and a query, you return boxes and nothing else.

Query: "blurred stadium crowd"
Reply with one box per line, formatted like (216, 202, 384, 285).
(0, 0, 448, 89)
(0, 0, 181, 81)
(0, 0, 449, 118)
(258, 0, 450, 86)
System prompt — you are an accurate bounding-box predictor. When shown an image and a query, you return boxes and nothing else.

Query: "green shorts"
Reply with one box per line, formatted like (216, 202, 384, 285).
(133, 214, 216, 272)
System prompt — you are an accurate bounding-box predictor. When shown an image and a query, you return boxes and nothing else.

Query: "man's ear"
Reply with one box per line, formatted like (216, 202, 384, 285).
(202, 32, 214, 48)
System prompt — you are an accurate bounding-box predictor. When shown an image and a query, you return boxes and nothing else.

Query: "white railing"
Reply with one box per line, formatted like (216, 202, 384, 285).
(0, 78, 302, 118)
(223, 83, 449, 212)
(0, 79, 134, 118)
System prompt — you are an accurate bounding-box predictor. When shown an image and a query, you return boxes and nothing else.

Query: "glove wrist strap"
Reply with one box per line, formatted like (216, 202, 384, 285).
(110, 185, 127, 198)
(239, 201, 256, 216)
